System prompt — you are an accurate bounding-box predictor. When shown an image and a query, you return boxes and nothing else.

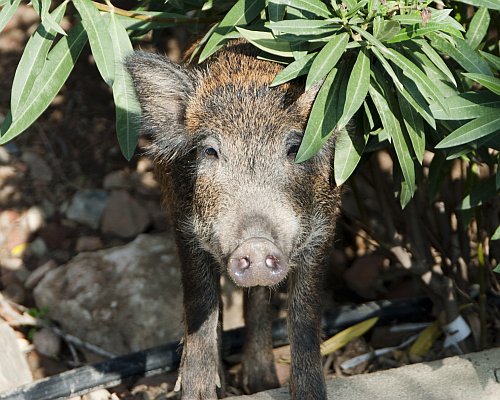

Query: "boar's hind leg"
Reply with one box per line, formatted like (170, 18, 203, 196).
(241, 286, 280, 394)
(176, 247, 223, 400)
(288, 266, 327, 400)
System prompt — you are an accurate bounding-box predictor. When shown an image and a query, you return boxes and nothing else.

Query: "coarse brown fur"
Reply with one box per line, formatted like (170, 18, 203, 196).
(126, 40, 341, 400)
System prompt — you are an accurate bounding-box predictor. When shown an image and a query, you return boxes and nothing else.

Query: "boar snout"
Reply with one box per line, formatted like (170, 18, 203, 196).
(228, 237, 288, 287)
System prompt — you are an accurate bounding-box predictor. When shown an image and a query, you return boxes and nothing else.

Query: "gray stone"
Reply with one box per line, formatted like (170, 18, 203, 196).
(66, 190, 109, 229)
(21, 151, 52, 182)
(25, 259, 57, 289)
(32, 328, 61, 358)
(100, 190, 150, 238)
(0, 321, 33, 393)
(33, 233, 183, 355)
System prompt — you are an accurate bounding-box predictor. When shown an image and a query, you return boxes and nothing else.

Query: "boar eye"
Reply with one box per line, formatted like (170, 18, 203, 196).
(287, 144, 300, 158)
(204, 147, 219, 158)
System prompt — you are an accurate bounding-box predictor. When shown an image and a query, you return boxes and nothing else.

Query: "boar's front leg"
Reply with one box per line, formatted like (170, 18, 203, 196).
(175, 244, 222, 400)
(241, 286, 280, 393)
(288, 265, 327, 400)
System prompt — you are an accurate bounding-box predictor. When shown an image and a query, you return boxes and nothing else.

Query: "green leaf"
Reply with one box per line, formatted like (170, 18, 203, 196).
(427, 152, 450, 200)
(397, 91, 425, 165)
(306, 33, 348, 90)
(387, 22, 449, 44)
(271, 0, 330, 18)
(199, 0, 265, 62)
(429, 33, 493, 76)
(73, 0, 115, 86)
(374, 19, 400, 41)
(369, 82, 415, 203)
(413, 39, 456, 87)
(10, 2, 67, 119)
(334, 127, 367, 185)
(371, 47, 436, 128)
(0, 23, 87, 144)
(338, 48, 370, 128)
(479, 51, 500, 72)
(459, 176, 498, 210)
(436, 112, 500, 148)
(444, 131, 499, 160)
(462, 73, 500, 95)
(382, 47, 449, 113)
(0, 0, 21, 33)
(454, 0, 500, 11)
(108, 13, 141, 160)
(32, 0, 66, 36)
(492, 226, 500, 241)
(268, 1, 286, 22)
(466, 7, 490, 50)
(268, 19, 340, 36)
(236, 27, 294, 58)
(296, 67, 339, 162)
(271, 53, 316, 86)
(429, 91, 500, 120)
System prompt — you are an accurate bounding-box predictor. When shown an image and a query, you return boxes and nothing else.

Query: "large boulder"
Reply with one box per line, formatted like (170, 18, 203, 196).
(33, 233, 183, 356)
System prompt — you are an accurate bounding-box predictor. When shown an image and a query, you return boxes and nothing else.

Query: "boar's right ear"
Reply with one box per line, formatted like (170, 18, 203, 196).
(125, 51, 196, 162)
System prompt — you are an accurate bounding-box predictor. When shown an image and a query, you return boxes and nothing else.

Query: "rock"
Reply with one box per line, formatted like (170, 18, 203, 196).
(76, 236, 104, 252)
(27, 237, 48, 258)
(21, 151, 53, 182)
(0, 321, 33, 392)
(82, 389, 111, 400)
(33, 233, 183, 355)
(25, 259, 58, 289)
(101, 190, 150, 238)
(103, 170, 132, 190)
(66, 190, 109, 229)
(24, 206, 45, 233)
(32, 328, 61, 358)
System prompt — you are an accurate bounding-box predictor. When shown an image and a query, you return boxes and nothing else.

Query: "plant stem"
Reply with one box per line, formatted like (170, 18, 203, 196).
(90, 1, 219, 24)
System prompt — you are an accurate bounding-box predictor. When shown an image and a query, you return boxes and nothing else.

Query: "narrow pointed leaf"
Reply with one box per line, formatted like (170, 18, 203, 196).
(387, 22, 448, 44)
(436, 112, 500, 148)
(413, 39, 456, 87)
(10, 2, 66, 119)
(397, 91, 425, 164)
(492, 226, 500, 241)
(462, 73, 500, 95)
(199, 0, 265, 62)
(369, 83, 415, 200)
(306, 33, 347, 90)
(271, 53, 316, 86)
(320, 317, 378, 356)
(430, 92, 500, 120)
(409, 321, 441, 357)
(236, 27, 293, 58)
(268, 1, 285, 22)
(296, 67, 338, 162)
(108, 13, 141, 160)
(74, 0, 115, 86)
(466, 7, 490, 50)
(271, 0, 330, 18)
(32, 0, 66, 36)
(334, 127, 367, 185)
(338, 48, 370, 128)
(269, 19, 340, 36)
(0, 0, 21, 33)
(459, 176, 498, 210)
(455, 0, 500, 11)
(0, 23, 87, 144)
(429, 33, 493, 76)
(479, 51, 500, 72)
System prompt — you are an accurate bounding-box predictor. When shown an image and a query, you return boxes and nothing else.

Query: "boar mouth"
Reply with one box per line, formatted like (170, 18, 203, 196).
(227, 237, 289, 287)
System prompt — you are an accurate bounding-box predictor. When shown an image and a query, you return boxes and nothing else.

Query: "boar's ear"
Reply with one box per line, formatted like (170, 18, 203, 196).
(290, 80, 323, 118)
(125, 51, 196, 162)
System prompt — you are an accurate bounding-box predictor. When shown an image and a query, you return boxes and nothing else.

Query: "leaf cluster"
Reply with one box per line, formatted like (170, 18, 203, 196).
(0, 0, 498, 228)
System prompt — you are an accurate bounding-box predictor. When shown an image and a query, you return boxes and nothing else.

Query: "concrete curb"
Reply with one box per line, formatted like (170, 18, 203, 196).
(227, 348, 500, 400)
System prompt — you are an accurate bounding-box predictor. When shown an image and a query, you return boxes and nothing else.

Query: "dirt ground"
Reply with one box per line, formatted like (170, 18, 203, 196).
(1, 5, 499, 400)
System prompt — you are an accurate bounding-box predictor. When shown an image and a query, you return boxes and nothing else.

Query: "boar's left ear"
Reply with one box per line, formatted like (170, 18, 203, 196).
(125, 51, 196, 161)
(291, 80, 323, 118)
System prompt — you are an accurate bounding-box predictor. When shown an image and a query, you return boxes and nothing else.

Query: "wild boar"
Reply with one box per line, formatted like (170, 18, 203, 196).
(126, 41, 340, 399)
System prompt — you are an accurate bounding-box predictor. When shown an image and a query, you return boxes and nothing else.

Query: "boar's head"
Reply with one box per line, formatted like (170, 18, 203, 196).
(126, 42, 339, 288)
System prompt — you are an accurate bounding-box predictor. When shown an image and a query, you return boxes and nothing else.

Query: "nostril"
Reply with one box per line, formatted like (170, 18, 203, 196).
(238, 256, 250, 271)
(265, 255, 280, 269)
